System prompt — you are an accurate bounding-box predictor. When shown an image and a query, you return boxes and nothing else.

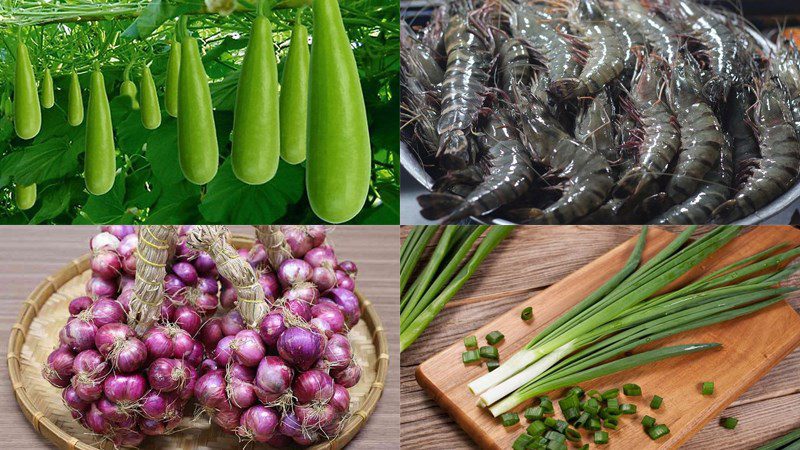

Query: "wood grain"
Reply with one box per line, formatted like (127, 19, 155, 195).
(0, 225, 400, 450)
(401, 226, 800, 450)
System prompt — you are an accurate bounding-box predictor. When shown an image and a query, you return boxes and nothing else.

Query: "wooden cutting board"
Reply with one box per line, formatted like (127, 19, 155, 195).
(415, 227, 800, 450)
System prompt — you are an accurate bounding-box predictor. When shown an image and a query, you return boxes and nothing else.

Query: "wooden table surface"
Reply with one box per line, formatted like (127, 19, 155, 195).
(400, 225, 800, 450)
(0, 225, 400, 450)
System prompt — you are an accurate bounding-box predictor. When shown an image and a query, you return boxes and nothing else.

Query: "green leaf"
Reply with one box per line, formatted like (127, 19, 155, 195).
(125, 168, 161, 210)
(74, 173, 134, 224)
(1, 135, 84, 185)
(144, 119, 182, 185)
(29, 178, 85, 224)
(200, 159, 305, 224)
(146, 180, 203, 224)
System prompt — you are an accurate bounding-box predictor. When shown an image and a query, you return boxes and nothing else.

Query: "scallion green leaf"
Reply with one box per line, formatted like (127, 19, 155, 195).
(479, 346, 499, 360)
(650, 395, 663, 409)
(462, 350, 480, 364)
(487, 360, 500, 372)
(722, 417, 738, 430)
(702, 381, 715, 395)
(501, 412, 520, 427)
(647, 424, 670, 440)
(522, 307, 533, 321)
(623, 383, 642, 396)
(464, 335, 477, 349)
(620, 403, 637, 415)
(524, 406, 544, 421)
(486, 330, 505, 345)
(642, 415, 656, 428)
(527, 420, 547, 436)
(594, 431, 609, 444)
(601, 388, 619, 400)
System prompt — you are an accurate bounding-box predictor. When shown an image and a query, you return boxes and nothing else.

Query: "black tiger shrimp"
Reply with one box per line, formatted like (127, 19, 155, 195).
(615, 53, 681, 199)
(713, 76, 800, 222)
(513, 91, 615, 224)
(652, 134, 733, 224)
(664, 50, 725, 204)
(437, 3, 493, 170)
(774, 37, 800, 138)
(400, 20, 445, 90)
(549, 0, 625, 100)
(575, 88, 617, 164)
(724, 86, 760, 187)
(611, 0, 679, 65)
(418, 109, 536, 223)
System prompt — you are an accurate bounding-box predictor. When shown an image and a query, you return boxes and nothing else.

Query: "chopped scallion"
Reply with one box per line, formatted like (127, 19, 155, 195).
(601, 388, 619, 400)
(527, 420, 547, 436)
(464, 335, 477, 349)
(606, 398, 620, 415)
(584, 398, 600, 415)
(501, 412, 520, 427)
(650, 395, 663, 409)
(722, 417, 738, 429)
(566, 386, 585, 399)
(604, 417, 619, 430)
(623, 383, 642, 396)
(525, 406, 544, 421)
(486, 330, 505, 345)
(487, 360, 500, 372)
(512, 434, 534, 450)
(594, 431, 609, 444)
(564, 427, 582, 442)
(544, 417, 557, 429)
(479, 346, 499, 360)
(554, 420, 569, 434)
(575, 412, 591, 428)
(702, 381, 715, 395)
(586, 418, 601, 431)
(522, 307, 533, 321)
(647, 424, 671, 440)
(540, 397, 554, 414)
(462, 350, 480, 364)
(642, 415, 656, 428)
(620, 403, 637, 415)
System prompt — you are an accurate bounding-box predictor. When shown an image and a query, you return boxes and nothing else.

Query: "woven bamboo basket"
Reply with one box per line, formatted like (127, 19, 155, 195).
(7, 235, 389, 450)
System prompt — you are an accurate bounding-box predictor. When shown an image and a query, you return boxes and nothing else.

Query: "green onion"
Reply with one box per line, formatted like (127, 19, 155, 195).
(513, 434, 535, 450)
(546, 430, 566, 442)
(586, 417, 601, 431)
(604, 417, 619, 430)
(564, 427, 581, 442)
(558, 395, 579, 411)
(575, 412, 590, 428)
(554, 420, 569, 433)
(650, 395, 663, 409)
(601, 389, 619, 400)
(400, 226, 436, 294)
(648, 424, 670, 440)
(469, 226, 800, 415)
(540, 397, 554, 414)
(620, 403, 637, 414)
(566, 386, 585, 398)
(583, 397, 600, 415)
(606, 398, 619, 415)
(401, 226, 512, 352)
(623, 383, 642, 396)
(722, 417, 738, 429)
(522, 307, 533, 321)
(501, 412, 520, 427)
(462, 350, 480, 364)
(486, 330, 505, 345)
(544, 417, 557, 429)
(525, 406, 544, 421)
(487, 361, 500, 372)
(755, 426, 800, 450)
(464, 335, 477, 349)
(527, 420, 547, 436)
(642, 415, 656, 428)
(594, 431, 609, 444)
(479, 346, 499, 360)
(579, 445, 589, 450)
(563, 407, 580, 422)
(702, 381, 715, 395)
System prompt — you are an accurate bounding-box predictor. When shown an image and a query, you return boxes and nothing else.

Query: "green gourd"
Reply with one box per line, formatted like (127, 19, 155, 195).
(165, 41, 181, 118)
(231, 15, 280, 185)
(84, 67, 116, 195)
(41, 68, 54, 109)
(307, 0, 371, 223)
(120, 79, 139, 110)
(14, 183, 36, 210)
(279, 14, 309, 165)
(140, 65, 161, 130)
(178, 37, 218, 185)
(14, 42, 41, 140)
(68, 70, 84, 126)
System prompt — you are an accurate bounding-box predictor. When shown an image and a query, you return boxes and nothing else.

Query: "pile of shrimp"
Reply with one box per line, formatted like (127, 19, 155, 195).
(401, 0, 800, 224)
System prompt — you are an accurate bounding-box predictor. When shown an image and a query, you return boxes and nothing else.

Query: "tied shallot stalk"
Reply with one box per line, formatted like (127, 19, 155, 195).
(187, 226, 267, 327)
(127, 226, 177, 335)
(255, 226, 293, 270)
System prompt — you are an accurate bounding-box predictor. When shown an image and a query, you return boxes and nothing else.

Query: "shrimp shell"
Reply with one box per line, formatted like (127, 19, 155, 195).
(713, 77, 800, 222)
(419, 110, 535, 223)
(437, 13, 493, 170)
(575, 88, 617, 164)
(664, 51, 725, 203)
(612, 0, 679, 65)
(724, 86, 759, 187)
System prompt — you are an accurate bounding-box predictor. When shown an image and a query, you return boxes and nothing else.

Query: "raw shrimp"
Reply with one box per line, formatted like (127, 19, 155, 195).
(666, 0, 741, 104)
(724, 86, 760, 187)
(611, 0, 679, 65)
(575, 88, 617, 163)
(420, 6, 448, 65)
(505, 1, 585, 84)
(513, 92, 615, 224)
(437, 8, 493, 170)
(604, 10, 646, 83)
(615, 54, 681, 198)
(401, 21, 444, 90)
(713, 76, 800, 222)
(652, 134, 732, 224)
(774, 37, 800, 137)
(496, 38, 535, 98)
(419, 109, 535, 223)
(664, 51, 725, 203)
(550, 0, 624, 100)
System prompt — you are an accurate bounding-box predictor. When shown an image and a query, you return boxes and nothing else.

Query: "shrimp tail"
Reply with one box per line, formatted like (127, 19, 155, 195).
(437, 130, 473, 170)
(711, 199, 741, 223)
(549, 78, 584, 100)
(418, 193, 471, 223)
(613, 168, 652, 199)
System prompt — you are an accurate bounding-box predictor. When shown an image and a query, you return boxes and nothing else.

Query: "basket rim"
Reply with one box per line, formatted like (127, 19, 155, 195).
(7, 233, 389, 450)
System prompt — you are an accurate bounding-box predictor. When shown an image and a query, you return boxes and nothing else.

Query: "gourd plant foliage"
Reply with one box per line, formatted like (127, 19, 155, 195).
(0, 0, 399, 224)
